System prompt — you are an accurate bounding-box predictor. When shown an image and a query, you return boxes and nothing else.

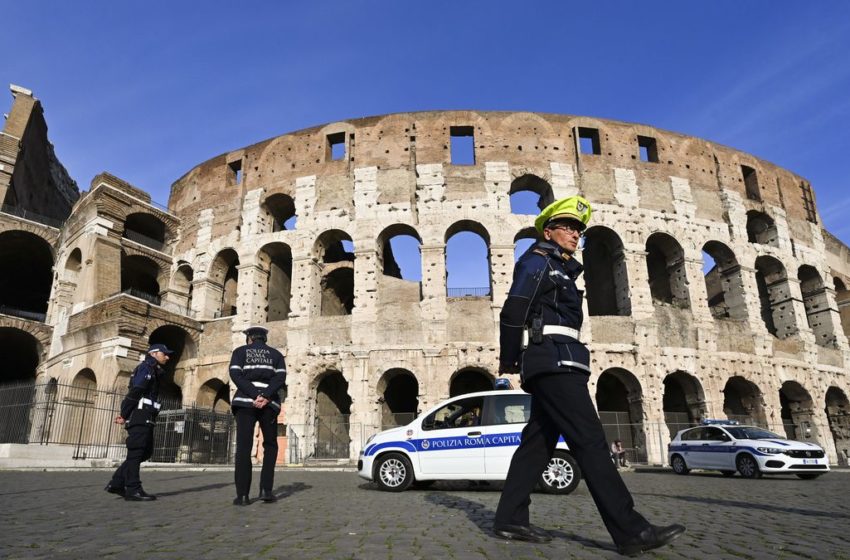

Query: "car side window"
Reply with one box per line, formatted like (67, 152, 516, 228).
(682, 428, 702, 441)
(482, 394, 531, 426)
(422, 397, 484, 431)
(703, 427, 725, 441)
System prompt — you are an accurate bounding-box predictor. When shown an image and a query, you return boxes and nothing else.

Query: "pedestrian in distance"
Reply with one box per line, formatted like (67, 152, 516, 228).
(229, 326, 287, 506)
(493, 196, 685, 556)
(611, 439, 628, 468)
(105, 343, 174, 501)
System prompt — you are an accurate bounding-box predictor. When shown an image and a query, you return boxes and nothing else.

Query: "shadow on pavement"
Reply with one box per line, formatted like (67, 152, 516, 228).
(271, 481, 311, 500)
(632, 491, 850, 519)
(156, 482, 232, 497)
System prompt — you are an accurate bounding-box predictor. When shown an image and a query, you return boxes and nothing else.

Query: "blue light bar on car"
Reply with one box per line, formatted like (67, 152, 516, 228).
(701, 419, 739, 425)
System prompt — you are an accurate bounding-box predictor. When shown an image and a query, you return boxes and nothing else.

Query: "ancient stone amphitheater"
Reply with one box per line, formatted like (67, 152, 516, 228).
(1, 85, 849, 466)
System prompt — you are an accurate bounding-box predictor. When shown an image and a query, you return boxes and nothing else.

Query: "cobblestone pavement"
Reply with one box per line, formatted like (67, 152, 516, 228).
(0, 468, 847, 559)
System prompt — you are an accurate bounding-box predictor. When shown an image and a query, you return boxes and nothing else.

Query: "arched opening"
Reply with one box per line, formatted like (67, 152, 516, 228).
(779, 381, 818, 442)
(196, 379, 230, 413)
(378, 224, 422, 281)
(173, 263, 194, 313)
(210, 249, 239, 318)
(258, 243, 293, 321)
(63, 369, 97, 444)
(836, 278, 850, 339)
(0, 230, 53, 320)
(513, 228, 538, 262)
(449, 367, 493, 397)
(124, 212, 167, 251)
(662, 371, 706, 437)
(63, 248, 83, 307)
(121, 253, 161, 305)
(645, 232, 689, 308)
(722, 376, 767, 426)
(798, 265, 836, 347)
(825, 387, 850, 466)
(596, 368, 646, 463)
(445, 221, 491, 298)
(321, 268, 354, 316)
(746, 211, 779, 247)
(508, 174, 554, 214)
(702, 241, 747, 320)
(315, 231, 355, 317)
(377, 368, 419, 429)
(148, 325, 194, 407)
(584, 226, 631, 316)
(754, 256, 796, 338)
(314, 371, 352, 459)
(0, 327, 40, 442)
(263, 193, 297, 232)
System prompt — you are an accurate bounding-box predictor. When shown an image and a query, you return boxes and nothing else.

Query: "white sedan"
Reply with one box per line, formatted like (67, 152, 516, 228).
(357, 389, 582, 494)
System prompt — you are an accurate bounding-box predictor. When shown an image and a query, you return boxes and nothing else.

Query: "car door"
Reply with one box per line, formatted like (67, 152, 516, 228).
(698, 427, 731, 469)
(675, 427, 704, 467)
(417, 396, 486, 475)
(482, 392, 531, 475)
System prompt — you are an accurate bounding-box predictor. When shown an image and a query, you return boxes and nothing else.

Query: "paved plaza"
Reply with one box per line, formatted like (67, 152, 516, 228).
(0, 467, 847, 559)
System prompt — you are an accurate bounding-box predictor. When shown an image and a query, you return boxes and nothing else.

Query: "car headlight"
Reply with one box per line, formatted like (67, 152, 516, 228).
(756, 447, 782, 454)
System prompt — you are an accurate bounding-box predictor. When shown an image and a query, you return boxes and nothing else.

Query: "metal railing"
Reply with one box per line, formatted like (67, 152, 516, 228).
(0, 304, 46, 322)
(122, 288, 161, 306)
(123, 229, 167, 252)
(0, 204, 64, 228)
(446, 287, 491, 298)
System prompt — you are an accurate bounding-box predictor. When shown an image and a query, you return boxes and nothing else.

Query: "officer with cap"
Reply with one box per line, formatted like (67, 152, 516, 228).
(229, 326, 287, 505)
(105, 343, 173, 501)
(493, 196, 685, 556)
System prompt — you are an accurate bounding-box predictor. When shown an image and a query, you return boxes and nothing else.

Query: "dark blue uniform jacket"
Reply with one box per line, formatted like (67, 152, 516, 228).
(120, 355, 162, 426)
(228, 341, 287, 411)
(499, 240, 590, 389)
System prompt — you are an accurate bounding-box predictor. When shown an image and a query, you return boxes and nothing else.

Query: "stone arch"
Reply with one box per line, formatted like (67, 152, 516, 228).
(262, 193, 297, 232)
(376, 368, 419, 428)
(0, 326, 41, 442)
(779, 380, 819, 442)
(121, 252, 161, 304)
(313, 370, 353, 459)
(123, 212, 167, 250)
(746, 210, 778, 246)
(313, 230, 354, 316)
(722, 376, 767, 426)
(377, 224, 422, 280)
(376, 224, 422, 305)
(445, 220, 491, 298)
(662, 370, 706, 437)
(754, 255, 796, 339)
(835, 278, 850, 339)
(172, 262, 194, 313)
(513, 227, 538, 262)
(825, 387, 850, 466)
(702, 241, 747, 320)
(584, 226, 631, 316)
(257, 242, 293, 321)
(798, 265, 836, 348)
(61, 368, 98, 444)
(0, 230, 54, 319)
(449, 367, 493, 397)
(596, 368, 646, 462)
(196, 378, 230, 413)
(645, 232, 689, 308)
(209, 248, 240, 318)
(148, 324, 195, 406)
(508, 174, 555, 214)
(64, 247, 82, 280)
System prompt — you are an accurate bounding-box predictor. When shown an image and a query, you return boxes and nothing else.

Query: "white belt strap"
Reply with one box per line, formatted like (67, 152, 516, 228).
(252, 381, 269, 388)
(138, 398, 162, 410)
(542, 325, 580, 340)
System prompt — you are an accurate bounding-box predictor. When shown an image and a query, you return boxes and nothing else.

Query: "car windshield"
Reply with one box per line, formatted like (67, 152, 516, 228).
(725, 426, 783, 440)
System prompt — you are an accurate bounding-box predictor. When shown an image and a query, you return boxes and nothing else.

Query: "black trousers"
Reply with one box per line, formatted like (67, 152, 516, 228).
(234, 406, 280, 497)
(109, 424, 154, 491)
(494, 372, 649, 545)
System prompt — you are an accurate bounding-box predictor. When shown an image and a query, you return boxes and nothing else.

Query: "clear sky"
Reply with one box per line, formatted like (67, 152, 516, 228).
(3, 1, 849, 253)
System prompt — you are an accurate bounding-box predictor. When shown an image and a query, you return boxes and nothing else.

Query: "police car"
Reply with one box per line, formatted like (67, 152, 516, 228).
(668, 420, 830, 479)
(357, 389, 581, 494)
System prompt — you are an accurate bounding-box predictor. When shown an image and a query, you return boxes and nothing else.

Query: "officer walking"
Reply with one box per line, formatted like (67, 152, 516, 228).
(229, 326, 287, 506)
(493, 196, 685, 556)
(105, 343, 173, 501)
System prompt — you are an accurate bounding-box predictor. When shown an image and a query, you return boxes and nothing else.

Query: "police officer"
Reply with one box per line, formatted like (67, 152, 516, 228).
(229, 326, 287, 506)
(493, 196, 685, 556)
(105, 343, 173, 501)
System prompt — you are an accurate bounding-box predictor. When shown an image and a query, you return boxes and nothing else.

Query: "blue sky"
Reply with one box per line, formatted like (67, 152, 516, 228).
(3, 1, 849, 272)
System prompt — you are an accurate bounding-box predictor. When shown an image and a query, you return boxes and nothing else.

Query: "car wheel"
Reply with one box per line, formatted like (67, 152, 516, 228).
(374, 453, 414, 492)
(721, 470, 735, 477)
(795, 473, 823, 480)
(538, 451, 581, 495)
(671, 454, 690, 475)
(736, 454, 762, 479)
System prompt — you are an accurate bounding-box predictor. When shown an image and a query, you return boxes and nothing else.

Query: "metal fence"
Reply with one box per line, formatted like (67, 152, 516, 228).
(446, 287, 491, 298)
(0, 381, 234, 464)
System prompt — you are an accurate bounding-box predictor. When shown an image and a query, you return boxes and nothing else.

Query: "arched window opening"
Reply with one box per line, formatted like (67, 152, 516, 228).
(263, 193, 297, 232)
(798, 265, 836, 348)
(754, 256, 796, 339)
(315, 371, 352, 459)
(197, 379, 230, 413)
(825, 387, 850, 466)
(702, 241, 747, 321)
(596, 369, 646, 463)
(120, 253, 161, 305)
(746, 211, 779, 247)
(377, 369, 419, 429)
(149, 325, 194, 407)
(210, 249, 239, 318)
(321, 268, 354, 316)
(722, 376, 767, 427)
(0, 328, 40, 443)
(509, 175, 554, 214)
(446, 222, 491, 298)
(258, 243, 293, 321)
(779, 381, 818, 442)
(835, 278, 850, 339)
(124, 212, 166, 251)
(662, 371, 706, 438)
(584, 226, 631, 316)
(65, 248, 82, 278)
(449, 367, 493, 397)
(173, 263, 194, 314)
(513, 228, 538, 262)
(645, 232, 689, 308)
(0, 230, 53, 320)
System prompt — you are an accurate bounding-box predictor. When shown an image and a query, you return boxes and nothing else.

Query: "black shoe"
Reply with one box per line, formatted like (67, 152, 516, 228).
(493, 524, 552, 543)
(233, 495, 251, 506)
(258, 489, 277, 503)
(617, 524, 686, 557)
(124, 489, 156, 501)
(104, 483, 125, 497)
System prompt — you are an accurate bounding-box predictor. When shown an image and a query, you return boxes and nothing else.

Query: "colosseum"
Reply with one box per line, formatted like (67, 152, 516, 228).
(1, 84, 849, 467)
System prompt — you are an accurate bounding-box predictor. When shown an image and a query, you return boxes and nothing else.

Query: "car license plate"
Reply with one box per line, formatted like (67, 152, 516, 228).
(802, 459, 818, 465)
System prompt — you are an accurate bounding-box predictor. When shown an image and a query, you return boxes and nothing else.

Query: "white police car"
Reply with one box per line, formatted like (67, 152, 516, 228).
(668, 420, 830, 479)
(357, 389, 581, 494)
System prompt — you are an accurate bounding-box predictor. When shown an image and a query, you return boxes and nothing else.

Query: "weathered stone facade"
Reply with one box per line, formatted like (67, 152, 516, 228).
(3, 86, 850, 465)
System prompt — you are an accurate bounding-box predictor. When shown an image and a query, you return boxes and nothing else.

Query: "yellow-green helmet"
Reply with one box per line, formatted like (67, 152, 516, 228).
(534, 195, 592, 234)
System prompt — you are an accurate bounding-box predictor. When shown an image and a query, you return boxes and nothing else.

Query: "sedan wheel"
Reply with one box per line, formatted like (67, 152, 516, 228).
(374, 453, 414, 492)
(736, 454, 762, 479)
(671, 454, 689, 475)
(539, 451, 581, 495)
